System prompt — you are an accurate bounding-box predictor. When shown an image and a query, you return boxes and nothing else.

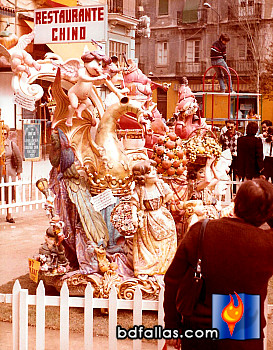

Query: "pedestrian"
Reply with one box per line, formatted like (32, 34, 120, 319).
(259, 119, 272, 139)
(262, 126, 273, 182)
(1, 124, 22, 223)
(246, 108, 258, 120)
(164, 178, 273, 350)
(237, 121, 264, 180)
(219, 119, 242, 180)
(210, 33, 233, 93)
(259, 120, 272, 157)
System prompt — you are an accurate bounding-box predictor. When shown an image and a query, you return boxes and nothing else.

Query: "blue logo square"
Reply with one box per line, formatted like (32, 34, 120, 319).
(212, 293, 260, 340)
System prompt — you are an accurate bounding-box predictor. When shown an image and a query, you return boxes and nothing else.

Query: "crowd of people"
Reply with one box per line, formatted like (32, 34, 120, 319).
(219, 118, 273, 182)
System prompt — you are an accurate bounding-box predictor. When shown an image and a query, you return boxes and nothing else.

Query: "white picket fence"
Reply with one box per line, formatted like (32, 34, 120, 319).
(0, 280, 165, 350)
(0, 176, 45, 214)
(0, 280, 272, 349)
(0, 159, 52, 214)
(0, 176, 241, 216)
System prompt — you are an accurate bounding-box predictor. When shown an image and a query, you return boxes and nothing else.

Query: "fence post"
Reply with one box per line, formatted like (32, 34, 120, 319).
(19, 288, 28, 350)
(84, 282, 93, 350)
(0, 177, 4, 215)
(15, 175, 20, 213)
(22, 180, 26, 212)
(109, 287, 118, 350)
(133, 286, 142, 350)
(36, 281, 46, 350)
(158, 287, 165, 350)
(264, 296, 268, 350)
(60, 282, 70, 350)
(12, 280, 21, 350)
(8, 176, 13, 215)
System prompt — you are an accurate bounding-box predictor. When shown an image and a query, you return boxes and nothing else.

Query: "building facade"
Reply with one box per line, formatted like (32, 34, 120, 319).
(136, 0, 273, 122)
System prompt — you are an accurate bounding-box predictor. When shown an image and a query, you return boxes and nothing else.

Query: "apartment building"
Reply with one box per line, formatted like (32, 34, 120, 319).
(136, 0, 273, 121)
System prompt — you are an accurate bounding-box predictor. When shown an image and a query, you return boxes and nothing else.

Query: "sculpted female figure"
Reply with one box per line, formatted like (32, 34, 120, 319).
(131, 160, 177, 278)
(185, 156, 219, 229)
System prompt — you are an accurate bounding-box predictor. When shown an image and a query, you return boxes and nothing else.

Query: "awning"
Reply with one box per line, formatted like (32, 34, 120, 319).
(46, 42, 98, 61)
(182, 0, 200, 24)
(25, 20, 97, 61)
(44, 0, 77, 7)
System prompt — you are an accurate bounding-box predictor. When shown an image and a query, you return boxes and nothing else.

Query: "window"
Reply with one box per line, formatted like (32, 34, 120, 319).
(157, 89, 167, 119)
(239, 0, 257, 16)
(247, 38, 254, 61)
(238, 37, 246, 59)
(182, 0, 200, 23)
(186, 40, 200, 63)
(158, 0, 168, 16)
(109, 41, 128, 66)
(157, 41, 168, 66)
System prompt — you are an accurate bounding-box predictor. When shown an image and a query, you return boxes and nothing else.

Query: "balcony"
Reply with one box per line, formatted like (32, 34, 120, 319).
(108, 0, 123, 14)
(176, 61, 206, 77)
(226, 59, 256, 75)
(107, 0, 138, 30)
(177, 9, 207, 26)
(238, 3, 262, 18)
(228, 3, 262, 20)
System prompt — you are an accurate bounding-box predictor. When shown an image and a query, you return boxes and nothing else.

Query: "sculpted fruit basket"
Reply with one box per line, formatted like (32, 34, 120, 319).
(186, 129, 222, 164)
(152, 132, 188, 177)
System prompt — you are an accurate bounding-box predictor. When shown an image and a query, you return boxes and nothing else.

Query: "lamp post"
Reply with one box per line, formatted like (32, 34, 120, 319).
(204, 2, 220, 36)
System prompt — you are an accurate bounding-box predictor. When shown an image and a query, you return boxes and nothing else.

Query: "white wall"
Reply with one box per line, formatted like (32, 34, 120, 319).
(0, 72, 16, 129)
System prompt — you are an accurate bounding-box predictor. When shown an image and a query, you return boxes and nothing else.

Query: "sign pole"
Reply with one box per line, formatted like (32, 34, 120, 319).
(23, 121, 41, 201)
(31, 160, 33, 200)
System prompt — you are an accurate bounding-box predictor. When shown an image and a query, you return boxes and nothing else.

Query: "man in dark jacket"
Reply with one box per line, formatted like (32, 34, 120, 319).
(237, 121, 264, 180)
(210, 33, 233, 93)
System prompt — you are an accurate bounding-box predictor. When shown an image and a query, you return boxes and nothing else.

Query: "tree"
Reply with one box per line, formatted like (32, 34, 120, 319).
(226, 0, 264, 93)
(260, 42, 273, 100)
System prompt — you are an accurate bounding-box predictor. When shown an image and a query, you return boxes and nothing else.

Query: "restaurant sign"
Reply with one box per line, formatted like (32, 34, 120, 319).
(34, 5, 107, 44)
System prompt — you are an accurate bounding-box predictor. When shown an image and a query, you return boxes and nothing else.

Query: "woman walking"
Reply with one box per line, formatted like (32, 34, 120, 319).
(1, 124, 22, 223)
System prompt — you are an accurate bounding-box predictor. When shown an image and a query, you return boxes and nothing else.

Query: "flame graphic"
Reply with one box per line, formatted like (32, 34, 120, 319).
(221, 292, 244, 336)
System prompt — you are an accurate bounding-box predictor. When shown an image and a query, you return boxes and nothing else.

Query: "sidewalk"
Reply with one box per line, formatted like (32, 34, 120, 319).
(0, 205, 159, 350)
(0, 158, 52, 286)
(0, 208, 48, 286)
(0, 321, 158, 350)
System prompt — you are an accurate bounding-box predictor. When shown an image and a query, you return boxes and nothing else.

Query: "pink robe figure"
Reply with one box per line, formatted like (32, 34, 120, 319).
(123, 60, 153, 100)
(174, 78, 201, 139)
(175, 84, 195, 113)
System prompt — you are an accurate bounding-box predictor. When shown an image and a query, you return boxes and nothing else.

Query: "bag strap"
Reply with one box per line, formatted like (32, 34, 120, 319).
(195, 218, 209, 280)
(10, 140, 14, 153)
